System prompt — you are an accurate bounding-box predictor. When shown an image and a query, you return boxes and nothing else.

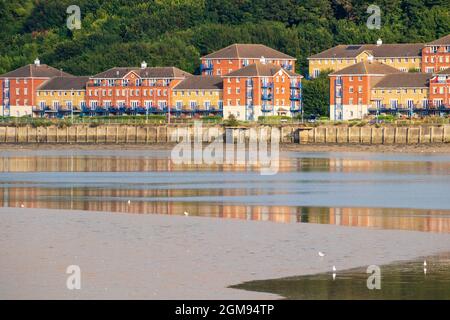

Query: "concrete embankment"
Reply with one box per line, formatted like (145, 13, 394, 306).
(0, 124, 449, 144)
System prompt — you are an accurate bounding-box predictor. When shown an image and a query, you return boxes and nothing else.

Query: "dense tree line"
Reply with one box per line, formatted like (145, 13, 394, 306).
(0, 0, 449, 116)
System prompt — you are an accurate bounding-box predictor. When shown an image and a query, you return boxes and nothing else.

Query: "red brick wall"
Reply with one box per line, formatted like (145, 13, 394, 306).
(0, 77, 48, 107)
(330, 75, 370, 105)
(421, 46, 450, 73)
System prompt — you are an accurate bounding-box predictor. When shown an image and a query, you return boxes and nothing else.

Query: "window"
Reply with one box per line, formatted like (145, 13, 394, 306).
(159, 101, 167, 109)
(349, 77, 353, 82)
(349, 86, 354, 93)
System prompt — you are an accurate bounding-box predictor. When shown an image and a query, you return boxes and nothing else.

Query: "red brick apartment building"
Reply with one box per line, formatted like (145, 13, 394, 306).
(201, 44, 296, 76)
(422, 34, 450, 73)
(0, 59, 71, 117)
(329, 60, 400, 120)
(222, 61, 302, 121)
(85, 62, 191, 113)
(429, 68, 450, 107)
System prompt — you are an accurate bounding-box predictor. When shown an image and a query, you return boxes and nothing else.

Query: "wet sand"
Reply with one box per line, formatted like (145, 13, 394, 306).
(1, 207, 450, 299)
(0, 143, 449, 153)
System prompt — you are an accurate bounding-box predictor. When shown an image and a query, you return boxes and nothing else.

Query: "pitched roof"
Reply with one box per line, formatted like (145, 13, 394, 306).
(330, 61, 401, 76)
(92, 67, 191, 79)
(37, 76, 90, 91)
(173, 76, 223, 90)
(373, 73, 431, 88)
(202, 44, 295, 60)
(224, 62, 302, 78)
(0, 64, 72, 78)
(309, 43, 424, 59)
(427, 34, 450, 46)
(436, 68, 450, 75)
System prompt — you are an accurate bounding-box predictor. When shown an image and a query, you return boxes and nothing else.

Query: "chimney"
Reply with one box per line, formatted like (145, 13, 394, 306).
(34, 58, 40, 66)
(259, 56, 266, 64)
(141, 61, 147, 69)
(376, 38, 382, 46)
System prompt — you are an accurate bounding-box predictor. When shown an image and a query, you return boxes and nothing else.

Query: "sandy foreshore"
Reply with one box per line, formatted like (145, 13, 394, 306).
(1, 207, 450, 299)
(0, 142, 449, 153)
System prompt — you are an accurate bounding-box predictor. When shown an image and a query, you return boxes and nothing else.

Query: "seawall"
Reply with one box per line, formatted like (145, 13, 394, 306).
(0, 125, 449, 144)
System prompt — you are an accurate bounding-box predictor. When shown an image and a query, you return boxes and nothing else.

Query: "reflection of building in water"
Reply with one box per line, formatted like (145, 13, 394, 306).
(0, 155, 302, 173)
(328, 207, 450, 233)
(1, 186, 449, 233)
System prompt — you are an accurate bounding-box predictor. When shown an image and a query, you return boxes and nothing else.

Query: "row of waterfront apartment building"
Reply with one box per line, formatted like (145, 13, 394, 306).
(0, 34, 449, 121)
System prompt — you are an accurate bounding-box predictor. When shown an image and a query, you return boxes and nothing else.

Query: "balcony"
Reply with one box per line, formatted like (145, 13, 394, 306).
(261, 82, 273, 89)
(246, 91, 253, 99)
(261, 105, 273, 113)
(200, 64, 213, 72)
(290, 95, 301, 101)
(246, 80, 253, 87)
(281, 63, 293, 71)
(290, 83, 301, 89)
(261, 93, 273, 101)
(290, 106, 301, 113)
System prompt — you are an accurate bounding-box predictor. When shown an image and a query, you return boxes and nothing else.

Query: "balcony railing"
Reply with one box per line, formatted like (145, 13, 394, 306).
(281, 63, 293, 71)
(261, 94, 273, 101)
(261, 105, 273, 112)
(200, 64, 213, 72)
(261, 82, 273, 88)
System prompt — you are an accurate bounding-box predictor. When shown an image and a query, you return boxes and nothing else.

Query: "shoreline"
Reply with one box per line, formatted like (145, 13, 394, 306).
(0, 142, 449, 154)
(1, 207, 450, 299)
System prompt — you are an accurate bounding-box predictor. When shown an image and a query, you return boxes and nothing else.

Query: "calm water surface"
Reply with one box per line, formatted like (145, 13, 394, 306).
(1, 148, 450, 299)
(0, 149, 449, 232)
(232, 253, 450, 299)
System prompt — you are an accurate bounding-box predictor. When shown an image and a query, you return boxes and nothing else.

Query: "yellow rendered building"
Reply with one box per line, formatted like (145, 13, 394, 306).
(172, 76, 223, 112)
(308, 40, 423, 78)
(370, 73, 431, 109)
(35, 76, 88, 114)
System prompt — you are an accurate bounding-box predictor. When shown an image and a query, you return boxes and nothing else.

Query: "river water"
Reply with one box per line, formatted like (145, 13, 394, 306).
(0, 149, 449, 233)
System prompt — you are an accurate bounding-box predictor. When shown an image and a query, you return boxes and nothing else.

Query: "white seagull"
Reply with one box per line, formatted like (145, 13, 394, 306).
(424, 260, 427, 267)
(20, 203, 25, 208)
(332, 265, 337, 272)
(318, 251, 325, 257)
(127, 200, 131, 205)
(184, 211, 189, 216)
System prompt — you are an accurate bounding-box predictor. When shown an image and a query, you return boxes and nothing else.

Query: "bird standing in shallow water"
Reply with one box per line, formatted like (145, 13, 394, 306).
(318, 251, 325, 257)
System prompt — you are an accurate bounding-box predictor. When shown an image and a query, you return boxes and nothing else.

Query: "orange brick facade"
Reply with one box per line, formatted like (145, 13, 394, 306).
(223, 69, 301, 121)
(0, 77, 52, 116)
(85, 71, 184, 112)
(201, 58, 295, 76)
(422, 45, 450, 73)
(429, 72, 450, 107)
